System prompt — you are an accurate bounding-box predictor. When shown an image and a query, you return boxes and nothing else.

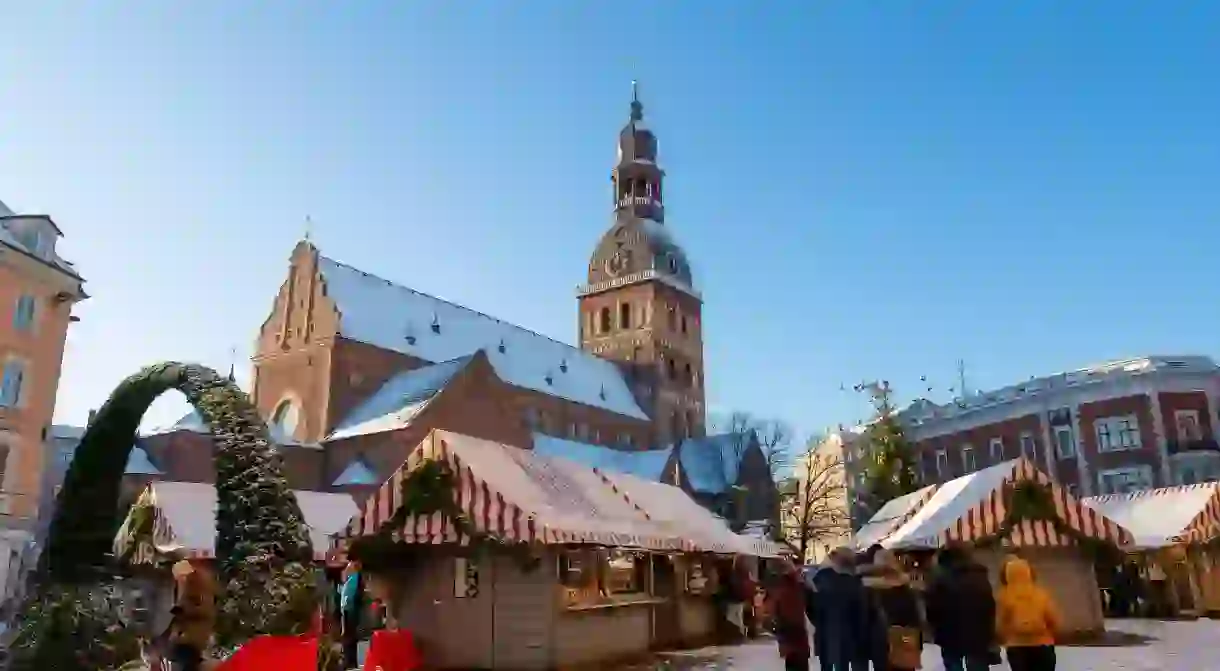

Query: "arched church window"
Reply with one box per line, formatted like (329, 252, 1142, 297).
(666, 357, 677, 381)
(271, 399, 301, 440)
(599, 308, 612, 334)
(619, 303, 631, 330)
(667, 307, 677, 332)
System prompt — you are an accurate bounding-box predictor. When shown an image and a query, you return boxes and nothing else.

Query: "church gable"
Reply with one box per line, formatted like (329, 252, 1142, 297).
(315, 254, 646, 420)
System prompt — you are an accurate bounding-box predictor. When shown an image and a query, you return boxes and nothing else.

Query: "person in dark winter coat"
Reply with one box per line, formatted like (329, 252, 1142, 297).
(862, 549, 924, 671)
(924, 546, 996, 671)
(810, 547, 873, 671)
(767, 559, 811, 671)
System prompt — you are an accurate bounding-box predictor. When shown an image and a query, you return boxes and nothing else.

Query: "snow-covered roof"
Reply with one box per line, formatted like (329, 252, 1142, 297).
(47, 431, 163, 477)
(677, 433, 753, 493)
(125, 446, 163, 476)
(116, 481, 358, 561)
(317, 255, 647, 420)
(1083, 483, 1220, 548)
(327, 356, 471, 441)
(141, 410, 210, 437)
(531, 433, 672, 481)
(854, 484, 937, 550)
(331, 457, 380, 486)
(595, 469, 782, 557)
(882, 461, 1020, 549)
(901, 355, 1220, 426)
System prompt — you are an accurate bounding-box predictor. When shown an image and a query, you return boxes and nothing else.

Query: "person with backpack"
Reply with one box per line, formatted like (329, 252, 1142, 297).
(996, 556, 1062, 671)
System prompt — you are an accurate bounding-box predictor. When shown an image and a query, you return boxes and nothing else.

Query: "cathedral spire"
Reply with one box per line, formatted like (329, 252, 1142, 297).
(630, 80, 643, 122)
(614, 81, 664, 223)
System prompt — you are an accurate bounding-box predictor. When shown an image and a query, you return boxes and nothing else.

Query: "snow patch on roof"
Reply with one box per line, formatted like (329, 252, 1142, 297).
(317, 256, 646, 420)
(332, 457, 380, 487)
(854, 484, 936, 549)
(328, 356, 471, 441)
(531, 433, 672, 481)
(141, 410, 210, 437)
(677, 433, 752, 493)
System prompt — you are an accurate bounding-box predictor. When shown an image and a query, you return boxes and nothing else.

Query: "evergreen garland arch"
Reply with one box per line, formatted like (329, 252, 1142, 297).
(12, 362, 318, 670)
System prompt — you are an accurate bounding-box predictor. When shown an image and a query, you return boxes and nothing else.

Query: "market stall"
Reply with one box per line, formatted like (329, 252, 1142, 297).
(1083, 482, 1220, 618)
(859, 457, 1133, 639)
(335, 429, 777, 669)
(113, 480, 359, 636)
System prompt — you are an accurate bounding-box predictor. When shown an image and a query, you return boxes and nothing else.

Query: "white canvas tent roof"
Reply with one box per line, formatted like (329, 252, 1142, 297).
(1083, 483, 1220, 549)
(115, 481, 358, 562)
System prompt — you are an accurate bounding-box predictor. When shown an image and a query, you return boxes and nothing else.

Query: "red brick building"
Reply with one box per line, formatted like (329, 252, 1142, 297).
(841, 356, 1220, 505)
(59, 90, 778, 527)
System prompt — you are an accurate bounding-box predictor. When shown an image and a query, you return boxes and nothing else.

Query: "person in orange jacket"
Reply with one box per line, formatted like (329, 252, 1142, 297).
(995, 557, 1062, 671)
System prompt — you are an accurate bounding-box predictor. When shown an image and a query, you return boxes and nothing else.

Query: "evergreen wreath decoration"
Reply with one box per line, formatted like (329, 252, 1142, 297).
(348, 458, 542, 573)
(973, 480, 1118, 559)
(10, 362, 319, 670)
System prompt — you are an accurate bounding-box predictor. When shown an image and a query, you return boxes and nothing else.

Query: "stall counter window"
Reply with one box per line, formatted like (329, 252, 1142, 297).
(559, 549, 656, 610)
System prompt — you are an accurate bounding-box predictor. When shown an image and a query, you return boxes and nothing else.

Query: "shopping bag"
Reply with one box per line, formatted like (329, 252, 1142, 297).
(216, 634, 318, 671)
(363, 629, 423, 671)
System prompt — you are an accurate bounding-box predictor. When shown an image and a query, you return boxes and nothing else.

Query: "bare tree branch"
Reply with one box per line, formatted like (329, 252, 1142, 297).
(781, 435, 850, 562)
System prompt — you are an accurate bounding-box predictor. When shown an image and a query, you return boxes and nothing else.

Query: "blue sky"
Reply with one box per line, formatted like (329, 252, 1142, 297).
(3, 3, 1219, 440)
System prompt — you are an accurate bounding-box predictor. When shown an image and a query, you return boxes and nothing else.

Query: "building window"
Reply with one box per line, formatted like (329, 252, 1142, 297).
(599, 308, 612, 334)
(619, 303, 631, 330)
(270, 399, 301, 440)
(1054, 426, 1076, 459)
(577, 423, 590, 441)
(666, 357, 677, 381)
(1096, 415, 1141, 452)
(1097, 466, 1154, 495)
(0, 360, 26, 408)
(13, 295, 36, 332)
(524, 406, 540, 429)
(1019, 433, 1036, 460)
(1175, 409, 1203, 442)
(683, 363, 693, 387)
(680, 316, 688, 334)
(619, 433, 634, 448)
(989, 438, 1004, 462)
(935, 450, 948, 478)
(962, 445, 976, 472)
(667, 308, 677, 331)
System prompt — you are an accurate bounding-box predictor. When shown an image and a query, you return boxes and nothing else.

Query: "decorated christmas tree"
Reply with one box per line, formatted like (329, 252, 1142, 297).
(858, 381, 921, 513)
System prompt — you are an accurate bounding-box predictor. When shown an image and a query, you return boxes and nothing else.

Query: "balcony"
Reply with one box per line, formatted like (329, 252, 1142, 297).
(1167, 438, 1220, 455)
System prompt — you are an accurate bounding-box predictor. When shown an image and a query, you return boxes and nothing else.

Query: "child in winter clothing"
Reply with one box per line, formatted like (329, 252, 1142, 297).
(168, 559, 216, 671)
(996, 557, 1062, 671)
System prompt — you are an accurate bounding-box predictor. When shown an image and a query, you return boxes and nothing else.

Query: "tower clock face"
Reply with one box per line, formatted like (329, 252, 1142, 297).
(605, 249, 631, 277)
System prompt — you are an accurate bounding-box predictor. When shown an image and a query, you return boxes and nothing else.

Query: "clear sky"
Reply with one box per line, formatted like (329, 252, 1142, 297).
(4, 3, 1219, 440)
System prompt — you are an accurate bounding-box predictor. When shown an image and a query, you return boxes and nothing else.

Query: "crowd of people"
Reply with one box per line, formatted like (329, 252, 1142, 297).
(763, 545, 1064, 671)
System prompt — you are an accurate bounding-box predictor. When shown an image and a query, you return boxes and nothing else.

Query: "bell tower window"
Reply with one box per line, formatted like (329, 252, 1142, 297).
(619, 303, 631, 329)
(599, 307, 612, 334)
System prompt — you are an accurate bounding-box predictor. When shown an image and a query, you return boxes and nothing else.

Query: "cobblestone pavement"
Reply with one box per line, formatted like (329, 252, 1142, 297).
(640, 619, 1220, 670)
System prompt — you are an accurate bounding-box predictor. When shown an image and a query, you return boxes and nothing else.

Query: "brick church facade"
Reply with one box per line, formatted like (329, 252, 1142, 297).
(101, 90, 778, 528)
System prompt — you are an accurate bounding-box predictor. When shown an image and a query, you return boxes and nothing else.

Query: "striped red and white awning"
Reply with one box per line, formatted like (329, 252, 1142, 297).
(338, 431, 692, 552)
(877, 457, 1133, 550)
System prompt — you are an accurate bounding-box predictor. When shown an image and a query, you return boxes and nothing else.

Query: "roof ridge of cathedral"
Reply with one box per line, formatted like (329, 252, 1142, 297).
(317, 251, 598, 358)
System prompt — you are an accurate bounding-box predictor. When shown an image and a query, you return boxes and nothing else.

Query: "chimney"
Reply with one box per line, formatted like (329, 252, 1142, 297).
(87, 409, 97, 426)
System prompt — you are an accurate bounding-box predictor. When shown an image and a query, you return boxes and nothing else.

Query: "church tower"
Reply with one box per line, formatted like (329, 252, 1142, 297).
(578, 84, 706, 447)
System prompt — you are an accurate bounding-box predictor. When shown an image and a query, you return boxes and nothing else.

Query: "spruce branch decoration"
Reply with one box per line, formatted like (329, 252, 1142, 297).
(348, 458, 542, 573)
(12, 362, 319, 670)
(973, 480, 1118, 559)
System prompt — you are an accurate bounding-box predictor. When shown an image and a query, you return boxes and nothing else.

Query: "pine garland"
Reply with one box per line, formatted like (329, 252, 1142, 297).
(349, 459, 541, 573)
(11, 362, 319, 670)
(973, 480, 1118, 559)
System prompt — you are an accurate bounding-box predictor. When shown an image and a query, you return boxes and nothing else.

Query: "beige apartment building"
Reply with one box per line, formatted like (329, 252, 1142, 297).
(0, 199, 86, 599)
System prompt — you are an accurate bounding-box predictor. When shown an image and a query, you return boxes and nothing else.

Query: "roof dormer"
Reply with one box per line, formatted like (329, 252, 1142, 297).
(1, 214, 62, 260)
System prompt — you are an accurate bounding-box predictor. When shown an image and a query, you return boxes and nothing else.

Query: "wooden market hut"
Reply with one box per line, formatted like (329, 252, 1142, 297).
(113, 480, 358, 634)
(590, 466, 786, 648)
(859, 457, 1133, 639)
(1083, 483, 1220, 618)
(335, 429, 779, 670)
